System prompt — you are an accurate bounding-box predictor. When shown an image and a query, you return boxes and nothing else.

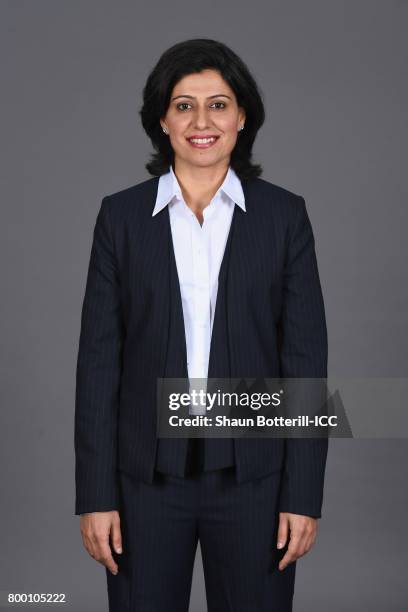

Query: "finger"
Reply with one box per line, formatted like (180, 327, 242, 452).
(278, 548, 297, 571)
(92, 531, 118, 574)
(84, 534, 98, 559)
(81, 528, 102, 561)
(277, 515, 289, 549)
(279, 532, 303, 570)
(293, 525, 316, 560)
(304, 531, 316, 553)
(96, 540, 118, 575)
(110, 516, 123, 554)
(80, 524, 94, 555)
(298, 521, 316, 554)
(293, 532, 308, 559)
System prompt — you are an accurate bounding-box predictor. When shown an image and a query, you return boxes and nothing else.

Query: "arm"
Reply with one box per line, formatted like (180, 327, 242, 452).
(74, 196, 124, 515)
(277, 195, 329, 519)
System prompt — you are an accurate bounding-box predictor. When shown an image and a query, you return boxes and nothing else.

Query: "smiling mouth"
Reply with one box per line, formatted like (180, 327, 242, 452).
(186, 136, 220, 148)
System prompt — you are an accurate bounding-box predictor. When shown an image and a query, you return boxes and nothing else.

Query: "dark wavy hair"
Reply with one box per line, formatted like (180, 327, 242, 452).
(139, 38, 265, 180)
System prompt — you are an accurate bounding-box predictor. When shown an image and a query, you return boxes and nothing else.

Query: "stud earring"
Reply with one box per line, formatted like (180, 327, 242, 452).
(239, 124, 244, 131)
(162, 127, 168, 135)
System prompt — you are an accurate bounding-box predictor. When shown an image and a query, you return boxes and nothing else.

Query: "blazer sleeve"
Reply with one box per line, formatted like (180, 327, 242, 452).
(74, 196, 124, 515)
(277, 196, 329, 518)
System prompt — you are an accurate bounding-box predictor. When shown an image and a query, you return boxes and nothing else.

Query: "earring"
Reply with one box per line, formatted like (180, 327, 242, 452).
(162, 127, 168, 135)
(239, 124, 244, 131)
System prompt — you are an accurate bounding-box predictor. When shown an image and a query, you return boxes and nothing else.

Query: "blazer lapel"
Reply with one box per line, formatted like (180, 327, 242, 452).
(167, 205, 190, 378)
(207, 179, 254, 380)
(147, 178, 188, 382)
(144, 179, 172, 382)
(147, 176, 255, 384)
(225, 179, 255, 378)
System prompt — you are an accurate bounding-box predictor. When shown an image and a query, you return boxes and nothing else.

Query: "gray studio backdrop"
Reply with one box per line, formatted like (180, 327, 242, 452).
(1, 1, 407, 610)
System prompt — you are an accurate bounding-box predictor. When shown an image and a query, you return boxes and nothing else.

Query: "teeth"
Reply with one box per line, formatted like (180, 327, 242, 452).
(189, 137, 217, 144)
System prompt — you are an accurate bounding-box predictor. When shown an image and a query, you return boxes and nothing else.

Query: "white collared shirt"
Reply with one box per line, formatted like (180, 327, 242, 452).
(152, 165, 245, 413)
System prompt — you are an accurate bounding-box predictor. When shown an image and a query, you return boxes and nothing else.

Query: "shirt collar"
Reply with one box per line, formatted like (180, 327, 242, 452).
(152, 164, 246, 216)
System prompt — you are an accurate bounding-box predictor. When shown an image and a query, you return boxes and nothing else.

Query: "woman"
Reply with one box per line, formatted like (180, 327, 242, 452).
(75, 38, 328, 611)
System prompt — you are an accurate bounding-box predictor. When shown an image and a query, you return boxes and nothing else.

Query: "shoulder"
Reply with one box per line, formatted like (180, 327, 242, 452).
(105, 176, 159, 201)
(244, 176, 306, 222)
(248, 176, 302, 199)
(100, 176, 160, 222)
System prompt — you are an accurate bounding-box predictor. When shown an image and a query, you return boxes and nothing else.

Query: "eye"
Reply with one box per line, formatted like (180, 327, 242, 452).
(176, 102, 192, 111)
(176, 101, 227, 111)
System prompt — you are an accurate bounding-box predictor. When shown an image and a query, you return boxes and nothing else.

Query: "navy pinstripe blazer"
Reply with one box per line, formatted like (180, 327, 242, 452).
(74, 176, 328, 517)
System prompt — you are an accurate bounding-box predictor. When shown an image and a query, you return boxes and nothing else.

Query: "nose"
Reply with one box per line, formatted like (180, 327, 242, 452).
(192, 105, 211, 130)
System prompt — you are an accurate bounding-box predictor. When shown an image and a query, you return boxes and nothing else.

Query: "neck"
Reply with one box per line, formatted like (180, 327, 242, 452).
(172, 159, 230, 210)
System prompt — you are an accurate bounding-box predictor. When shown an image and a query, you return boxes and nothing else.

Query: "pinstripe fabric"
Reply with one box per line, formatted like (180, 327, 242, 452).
(155, 196, 235, 476)
(202, 200, 236, 470)
(106, 467, 295, 612)
(74, 176, 328, 518)
(155, 222, 196, 476)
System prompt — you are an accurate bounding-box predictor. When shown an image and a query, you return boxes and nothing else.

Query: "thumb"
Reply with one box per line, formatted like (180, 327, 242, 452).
(110, 516, 123, 554)
(277, 514, 289, 549)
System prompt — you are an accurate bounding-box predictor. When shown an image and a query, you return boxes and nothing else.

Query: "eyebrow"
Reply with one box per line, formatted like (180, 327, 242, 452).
(171, 94, 232, 101)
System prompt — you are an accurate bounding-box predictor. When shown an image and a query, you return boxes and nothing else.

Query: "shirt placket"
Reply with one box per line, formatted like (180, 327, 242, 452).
(188, 208, 212, 416)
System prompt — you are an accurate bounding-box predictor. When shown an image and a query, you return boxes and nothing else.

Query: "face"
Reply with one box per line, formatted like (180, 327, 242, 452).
(160, 69, 246, 170)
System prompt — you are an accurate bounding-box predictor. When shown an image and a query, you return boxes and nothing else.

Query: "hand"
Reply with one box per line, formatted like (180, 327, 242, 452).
(80, 510, 123, 575)
(276, 512, 317, 571)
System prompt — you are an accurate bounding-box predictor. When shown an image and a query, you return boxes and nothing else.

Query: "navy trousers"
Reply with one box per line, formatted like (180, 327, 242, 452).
(106, 462, 296, 611)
